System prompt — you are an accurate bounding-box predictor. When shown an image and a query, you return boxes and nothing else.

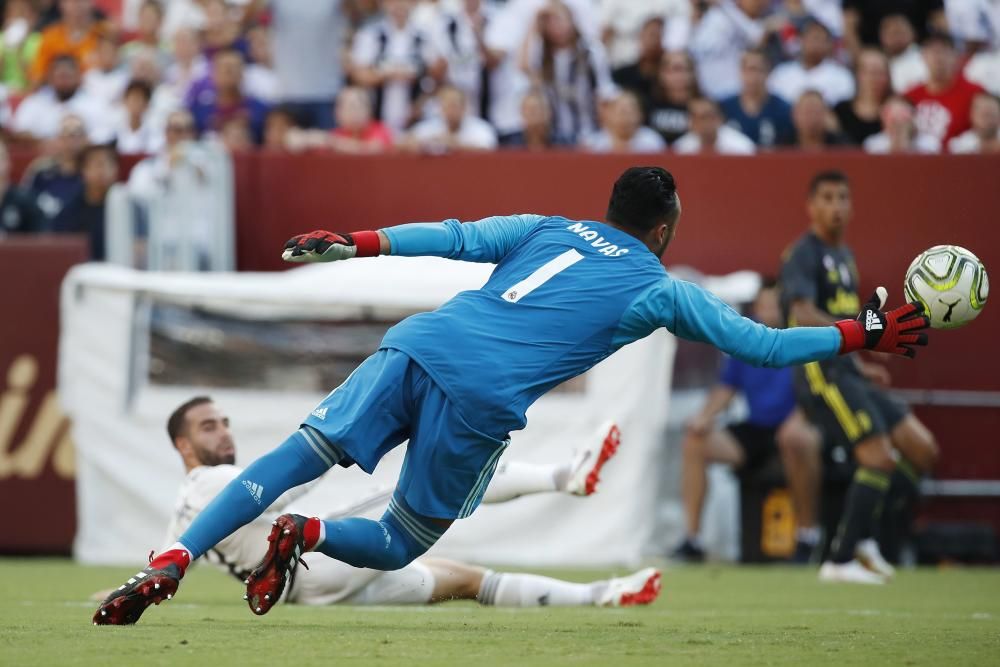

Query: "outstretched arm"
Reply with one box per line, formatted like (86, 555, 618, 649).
(282, 215, 545, 264)
(621, 278, 929, 367)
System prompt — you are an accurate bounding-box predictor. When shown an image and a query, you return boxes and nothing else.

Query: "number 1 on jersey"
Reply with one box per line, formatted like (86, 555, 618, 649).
(502, 249, 584, 303)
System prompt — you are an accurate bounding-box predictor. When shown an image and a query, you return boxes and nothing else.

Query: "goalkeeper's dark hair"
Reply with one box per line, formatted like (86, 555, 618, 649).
(167, 396, 214, 446)
(808, 169, 850, 196)
(606, 166, 680, 233)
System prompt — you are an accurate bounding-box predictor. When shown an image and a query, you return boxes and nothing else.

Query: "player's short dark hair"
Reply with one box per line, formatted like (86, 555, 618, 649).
(758, 275, 778, 291)
(606, 166, 680, 233)
(167, 396, 214, 447)
(808, 170, 849, 196)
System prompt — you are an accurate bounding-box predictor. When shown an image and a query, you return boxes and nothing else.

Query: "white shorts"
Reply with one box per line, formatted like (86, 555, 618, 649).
(288, 556, 435, 606)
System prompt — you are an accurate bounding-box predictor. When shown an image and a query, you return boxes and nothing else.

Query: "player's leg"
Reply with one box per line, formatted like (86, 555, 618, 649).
(250, 359, 507, 613)
(480, 421, 621, 503)
(775, 409, 823, 560)
(673, 426, 745, 561)
(470, 560, 661, 608)
(879, 412, 939, 561)
(94, 351, 413, 624)
(796, 363, 890, 584)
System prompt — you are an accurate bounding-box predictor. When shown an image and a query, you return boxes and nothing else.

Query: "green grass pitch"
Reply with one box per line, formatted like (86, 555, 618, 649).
(2, 559, 998, 666)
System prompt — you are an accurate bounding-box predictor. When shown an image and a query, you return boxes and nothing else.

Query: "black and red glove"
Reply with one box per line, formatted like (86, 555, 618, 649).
(282, 230, 382, 263)
(835, 287, 930, 359)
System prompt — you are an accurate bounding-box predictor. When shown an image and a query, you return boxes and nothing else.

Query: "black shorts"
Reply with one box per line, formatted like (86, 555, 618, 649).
(793, 361, 909, 449)
(726, 422, 779, 469)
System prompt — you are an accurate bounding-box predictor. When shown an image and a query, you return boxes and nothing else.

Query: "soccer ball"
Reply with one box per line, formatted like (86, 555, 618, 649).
(903, 245, 989, 329)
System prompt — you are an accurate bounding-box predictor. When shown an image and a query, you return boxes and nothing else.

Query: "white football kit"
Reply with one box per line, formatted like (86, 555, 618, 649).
(165, 465, 435, 605)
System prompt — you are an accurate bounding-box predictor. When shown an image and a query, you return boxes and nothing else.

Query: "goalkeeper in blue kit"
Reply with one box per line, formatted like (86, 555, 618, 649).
(94, 167, 930, 625)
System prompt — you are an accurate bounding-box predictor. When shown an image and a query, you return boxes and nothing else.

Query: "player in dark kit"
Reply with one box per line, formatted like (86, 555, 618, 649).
(780, 170, 939, 584)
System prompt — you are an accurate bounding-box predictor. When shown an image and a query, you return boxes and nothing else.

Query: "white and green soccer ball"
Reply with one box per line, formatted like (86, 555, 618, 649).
(904, 245, 989, 329)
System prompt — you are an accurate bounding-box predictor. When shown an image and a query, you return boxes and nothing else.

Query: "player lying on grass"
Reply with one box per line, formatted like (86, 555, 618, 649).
(127, 396, 654, 609)
(94, 166, 930, 625)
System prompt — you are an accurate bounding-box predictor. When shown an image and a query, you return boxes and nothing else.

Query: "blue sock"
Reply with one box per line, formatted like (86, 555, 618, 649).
(179, 427, 341, 559)
(315, 494, 446, 571)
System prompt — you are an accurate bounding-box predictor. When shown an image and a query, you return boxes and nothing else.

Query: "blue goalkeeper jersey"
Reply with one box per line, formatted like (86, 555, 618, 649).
(379, 215, 841, 436)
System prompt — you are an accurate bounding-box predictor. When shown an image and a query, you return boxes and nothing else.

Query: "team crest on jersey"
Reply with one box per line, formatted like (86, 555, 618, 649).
(564, 222, 630, 257)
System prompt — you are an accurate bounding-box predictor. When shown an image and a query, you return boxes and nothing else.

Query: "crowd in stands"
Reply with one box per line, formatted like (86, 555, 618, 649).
(0, 0, 998, 255)
(0, 0, 993, 159)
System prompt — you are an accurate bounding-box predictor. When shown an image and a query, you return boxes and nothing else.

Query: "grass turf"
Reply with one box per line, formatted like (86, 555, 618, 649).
(1, 559, 998, 666)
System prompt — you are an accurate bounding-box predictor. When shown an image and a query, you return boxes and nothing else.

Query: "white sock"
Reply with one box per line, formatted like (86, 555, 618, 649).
(481, 460, 561, 504)
(477, 571, 600, 607)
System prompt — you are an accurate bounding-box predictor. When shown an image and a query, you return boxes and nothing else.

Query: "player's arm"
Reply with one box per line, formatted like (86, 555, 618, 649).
(688, 384, 737, 436)
(645, 279, 929, 366)
(281, 215, 545, 264)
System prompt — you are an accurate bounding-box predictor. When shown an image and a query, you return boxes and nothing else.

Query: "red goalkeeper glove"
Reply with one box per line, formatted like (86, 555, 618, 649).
(282, 230, 381, 263)
(835, 287, 930, 359)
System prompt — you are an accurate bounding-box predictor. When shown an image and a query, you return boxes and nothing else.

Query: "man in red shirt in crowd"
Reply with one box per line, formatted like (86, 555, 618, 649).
(905, 32, 984, 143)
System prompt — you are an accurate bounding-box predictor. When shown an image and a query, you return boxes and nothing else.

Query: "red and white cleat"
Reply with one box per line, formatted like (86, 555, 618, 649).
(92, 549, 189, 625)
(599, 567, 662, 607)
(565, 421, 621, 496)
(244, 514, 315, 616)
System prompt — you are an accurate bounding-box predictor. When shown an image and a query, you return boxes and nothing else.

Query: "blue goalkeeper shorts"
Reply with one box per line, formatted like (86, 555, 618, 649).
(301, 348, 509, 520)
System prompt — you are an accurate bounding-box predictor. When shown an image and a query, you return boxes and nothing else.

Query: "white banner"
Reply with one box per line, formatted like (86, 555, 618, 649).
(61, 260, 680, 567)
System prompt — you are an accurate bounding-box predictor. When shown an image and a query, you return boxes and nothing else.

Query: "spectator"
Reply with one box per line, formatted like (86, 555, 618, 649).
(518, 0, 617, 143)
(0, 0, 42, 94)
(263, 105, 297, 151)
(163, 27, 209, 104)
(669, 280, 822, 564)
(349, 0, 445, 134)
(688, 0, 774, 101)
(187, 48, 270, 144)
(327, 86, 394, 153)
(201, 0, 248, 61)
(121, 0, 168, 70)
(863, 95, 941, 153)
(768, 18, 854, 106)
(948, 92, 1000, 153)
(674, 96, 756, 154)
(129, 46, 178, 132)
(0, 141, 46, 236)
(114, 80, 164, 155)
(599, 0, 690, 68)
(500, 87, 572, 149)
(611, 16, 663, 106)
(218, 116, 254, 152)
(647, 50, 699, 145)
(13, 55, 113, 143)
(435, 0, 503, 123)
(21, 113, 86, 221)
(583, 90, 666, 153)
(946, 0, 1000, 53)
(162, 0, 211, 41)
(82, 32, 129, 106)
(403, 84, 498, 152)
(965, 52, 1000, 98)
(30, 0, 108, 85)
(244, 24, 279, 105)
(843, 0, 946, 53)
(880, 14, 928, 93)
(720, 48, 794, 148)
(906, 32, 985, 144)
(259, 0, 344, 130)
(51, 143, 119, 261)
(785, 89, 849, 150)
(834, 48, 891, 145)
